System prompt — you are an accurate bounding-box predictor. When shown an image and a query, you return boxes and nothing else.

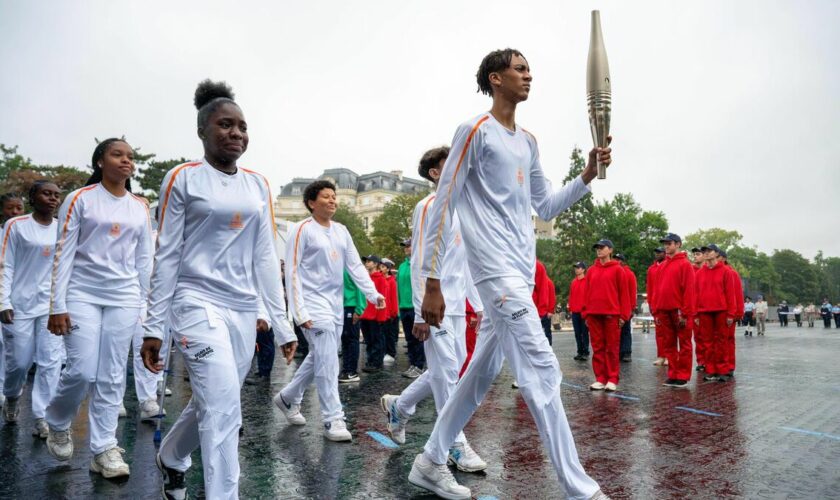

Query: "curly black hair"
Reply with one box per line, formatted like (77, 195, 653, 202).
(476, 48, 526, 96)
(195, 79, 237, 129)
(418, 146, 450, 182)
(85, 138, 133, 190)
(303, 179, 336, 213)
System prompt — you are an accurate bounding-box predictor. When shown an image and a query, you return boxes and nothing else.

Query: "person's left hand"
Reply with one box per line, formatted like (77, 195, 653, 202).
(281, 341, 298, 364)
(582, 136, 612, 184)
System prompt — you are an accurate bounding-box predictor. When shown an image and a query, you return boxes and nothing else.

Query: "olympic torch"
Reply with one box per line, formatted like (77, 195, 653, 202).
(587, 10, 611, 179)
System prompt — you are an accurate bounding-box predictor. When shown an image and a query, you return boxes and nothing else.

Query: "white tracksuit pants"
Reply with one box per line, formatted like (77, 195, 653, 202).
(3, 315, 63, 418)
(279, 320, 344, 423)
(45, 302, 140, 454)
(422, 277, 600, 500)
(396, 315, 467, 444)
(158, 295, 256, 500)
(131, 310, 169, 403)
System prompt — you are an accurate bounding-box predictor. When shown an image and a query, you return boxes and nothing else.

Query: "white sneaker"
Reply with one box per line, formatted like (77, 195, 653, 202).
(652, 357, 665, 366)
(3, 397, 19, 423)
(590, 381, 606, 391)
(140, 399, 165, 422)
(118, 402, 127, 418)
(448, 440, 487, 472)
(46, 428, 74, 461)
(90, 446, 130, 478)
(408, 453, 471, 500)
(273, 392, 306, 425)
(605, 382, 617, 392)
(324, 419, 352, 442)
(157, 387, 172, 397)
(401, 366, 422, 379)
(590, 489, 612, 500)
(380, 394, 407, 444)
(511, 381, 519, 388)
(383, 354, 395, 366)
(32, 418, 49, 439)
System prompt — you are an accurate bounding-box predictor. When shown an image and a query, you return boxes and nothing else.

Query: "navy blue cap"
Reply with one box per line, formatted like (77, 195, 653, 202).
(702, 244, 722, 255)
(399, 238, 412, 247)
(593, 239, 614, 249)
(690, 247, 702, 253)
(719, 249, 728, 258)
(614, 253, 626, 262)
(654, 247, 665, 253)
(363, 254, 381, 264)
(659, 233, 681, 244)
(573, 261, 587, 269)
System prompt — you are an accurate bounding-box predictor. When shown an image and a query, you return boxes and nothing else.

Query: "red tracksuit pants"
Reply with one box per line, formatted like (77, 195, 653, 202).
(587, 315, 621, 384)
(657, 310, 694, 381)
(653, 312, 668, 358)
(698, 311, 729, 376)
(459, 315, 478, 378)
(726, 323, 737, 373)
(694, 321, 708, 367)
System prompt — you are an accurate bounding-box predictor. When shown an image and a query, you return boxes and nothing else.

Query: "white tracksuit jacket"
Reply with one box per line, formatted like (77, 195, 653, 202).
(1, 215, 57, 317)
(144, 159, 295, 344)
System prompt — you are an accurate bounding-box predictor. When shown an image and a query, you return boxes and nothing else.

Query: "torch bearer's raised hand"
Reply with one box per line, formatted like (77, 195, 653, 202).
(582, 135, 612, 184)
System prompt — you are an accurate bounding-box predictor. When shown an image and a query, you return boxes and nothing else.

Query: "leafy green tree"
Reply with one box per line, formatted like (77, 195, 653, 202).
(334, 203, 372, 257)
(371, 192, 428, 266)
(814, 251, 840, 301)
(770, 249, 819, 304)
(553, 147, 596, 265)
(136, 157, 190, 201)
(684, 228, 744, 254)
(1, 143, 91, 199)
(727, 245, 779, 301)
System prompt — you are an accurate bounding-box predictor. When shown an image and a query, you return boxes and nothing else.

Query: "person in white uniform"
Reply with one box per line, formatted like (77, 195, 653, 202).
(408, 49, 612, 500)
(139, 80, 298, 500)
(45, 138, 154, 479)
(380, 146, 486, 472)
(273, 179, 383, 441)
(0, 181, 63, 438)
(0, 193, 26, 410)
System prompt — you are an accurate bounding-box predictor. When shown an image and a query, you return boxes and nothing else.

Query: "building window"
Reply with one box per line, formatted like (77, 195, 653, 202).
(363, 197, 371, 206)
(291, 187, 301, 195)
(363, 217, 369, 230)
(382, 180, 390, 190)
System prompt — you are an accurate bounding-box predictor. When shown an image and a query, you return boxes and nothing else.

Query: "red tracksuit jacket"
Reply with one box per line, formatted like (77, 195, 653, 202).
(652, 252, 696, 318)
(532, 260, 556, 317)
(361, 271, 388, 322)
(646, 262, 661, 315)
(582, 259, 631, 321)
(623, 265, 638, 316)
(386, 274, 398, 319)
(695, 261, 736, 316)
(568, 277, 587, 314)
(726, 265, 744, 317)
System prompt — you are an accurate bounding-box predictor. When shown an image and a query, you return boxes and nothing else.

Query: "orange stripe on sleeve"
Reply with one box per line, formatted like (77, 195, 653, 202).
(50, 185, 97, 313)
(428, 116, 489, 277)
(290, 219, 313, 320)
(158, 162, 201, 230)
(241, 168, 278, 241)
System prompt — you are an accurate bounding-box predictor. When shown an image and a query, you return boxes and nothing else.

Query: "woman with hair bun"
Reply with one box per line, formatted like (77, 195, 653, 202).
(140, 79, 297, 499)
(44, 138, 153, 478)
(0, 180, 63, 438)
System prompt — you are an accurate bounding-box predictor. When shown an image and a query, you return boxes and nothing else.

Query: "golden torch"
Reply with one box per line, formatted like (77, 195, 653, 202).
(587, 10, 611, 179)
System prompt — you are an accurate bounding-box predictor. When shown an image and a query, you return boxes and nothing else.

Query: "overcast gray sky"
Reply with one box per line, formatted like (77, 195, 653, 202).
(2, 1, 838, 258)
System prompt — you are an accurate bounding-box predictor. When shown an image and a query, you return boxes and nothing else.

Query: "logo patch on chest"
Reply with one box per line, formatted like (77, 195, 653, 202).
(229, 212, 244, 230)
(516, 167, 525, 186)
(454, 232, 462, 246)
(42, 245, 52, 257)
(330, 249, 339, 261)
(109, 223, 121, 237)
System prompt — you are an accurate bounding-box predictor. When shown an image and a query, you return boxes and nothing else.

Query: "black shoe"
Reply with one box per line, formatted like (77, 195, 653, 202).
(573, 355, 583, 361)
(620, 355, 632, 363)
(339, 372, 360, 383)
(695, 365, 705, 372)
(717, 374, 732, 382)
(703, 374, 719, 382)
(156, 454, 187, 500)
(361, 366, 381, 373)
(663, 379, 688, 387)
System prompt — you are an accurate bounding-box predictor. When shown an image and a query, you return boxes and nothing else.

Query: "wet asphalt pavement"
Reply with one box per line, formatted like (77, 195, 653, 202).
(2, 323, 840, 499)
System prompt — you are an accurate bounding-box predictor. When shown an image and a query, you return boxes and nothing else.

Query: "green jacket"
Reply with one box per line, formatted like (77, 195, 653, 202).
(343, 271, 368, 316)
(397, 259, 413, 309)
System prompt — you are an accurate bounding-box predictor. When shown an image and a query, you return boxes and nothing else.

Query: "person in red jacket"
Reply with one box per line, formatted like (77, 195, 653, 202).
(689, 247, 708, 371)
(568, 262, 589, 361)
(381, 258, 400, 365)
(582, 239, 630, 392)
(653, 233, 696, 388)
(615, 254, 637, 362)
(722, 250, 742, 380)
(533, 260, 557, 345)
(695, 244, 737, 382)
(361, 255, 389, 372)
(647, 248, 667, 366)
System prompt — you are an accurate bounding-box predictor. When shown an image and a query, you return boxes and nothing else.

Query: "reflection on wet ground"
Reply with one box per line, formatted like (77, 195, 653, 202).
(2, 324, 840, 498)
